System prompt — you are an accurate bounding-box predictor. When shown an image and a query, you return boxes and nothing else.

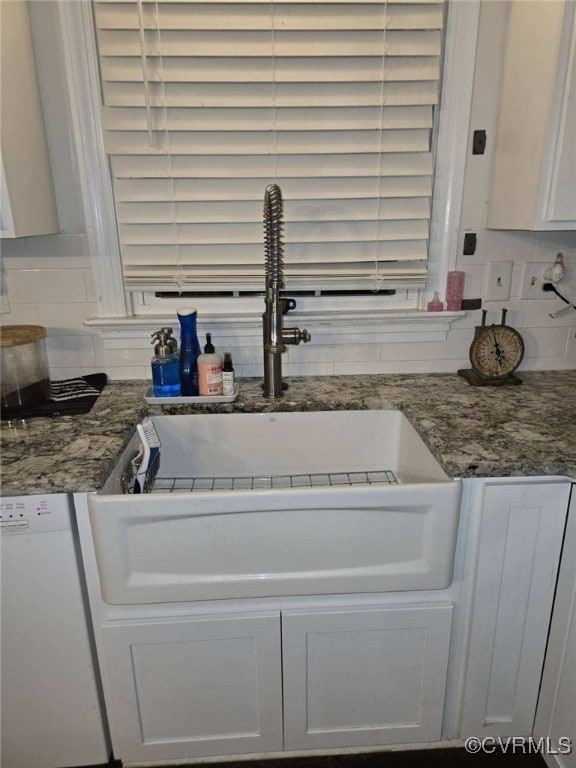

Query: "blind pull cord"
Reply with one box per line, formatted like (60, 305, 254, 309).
(271, 0, 280, 184)
(153, 0, 185, 292)
(373, 0, 389, 289)
(136, 0, 154, 147)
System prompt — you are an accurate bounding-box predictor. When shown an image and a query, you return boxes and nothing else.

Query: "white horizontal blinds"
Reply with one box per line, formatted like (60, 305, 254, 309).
(93, 0, 445, 292)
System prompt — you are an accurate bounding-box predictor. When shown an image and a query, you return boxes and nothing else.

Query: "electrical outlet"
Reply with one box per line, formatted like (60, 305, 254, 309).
(484, 260, 513, 301)
(521, 262, 552, 299)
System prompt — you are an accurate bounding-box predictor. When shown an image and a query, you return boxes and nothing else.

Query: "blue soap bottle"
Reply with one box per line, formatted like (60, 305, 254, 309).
(151, 328, 181, 397)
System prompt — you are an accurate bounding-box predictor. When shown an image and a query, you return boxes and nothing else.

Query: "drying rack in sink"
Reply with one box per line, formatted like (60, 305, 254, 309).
(150, 470, 399, 493)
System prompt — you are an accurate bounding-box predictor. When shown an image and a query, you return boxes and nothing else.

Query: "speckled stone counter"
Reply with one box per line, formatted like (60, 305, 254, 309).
(1, 370, 575, 496)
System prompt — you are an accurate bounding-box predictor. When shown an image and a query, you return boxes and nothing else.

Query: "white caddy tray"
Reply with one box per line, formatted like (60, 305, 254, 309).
(145, 383, 239, 405)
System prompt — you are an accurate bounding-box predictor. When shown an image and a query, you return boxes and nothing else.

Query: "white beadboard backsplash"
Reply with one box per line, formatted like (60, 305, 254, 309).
(1, 230, 575, 382)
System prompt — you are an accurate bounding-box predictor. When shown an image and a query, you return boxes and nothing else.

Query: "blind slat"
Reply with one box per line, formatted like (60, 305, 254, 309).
(104, 129, 431, 155)
(96, 30, 443, 57)
(95, 3, 444, 31)
(102, 81, 439, 109)
(110, 152, 433, 177)
(114, 176, 433, 201)
(121, 239, 428, 265)
(96, 0, 442, 5)
(117, 198, 430, 224)
(103, 105, 433, 131)
(100, 55, 441, 83)
(118, 219, 430, 245)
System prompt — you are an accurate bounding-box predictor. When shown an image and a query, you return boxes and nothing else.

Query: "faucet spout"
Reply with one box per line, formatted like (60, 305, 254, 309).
(262, 184, 310, 398)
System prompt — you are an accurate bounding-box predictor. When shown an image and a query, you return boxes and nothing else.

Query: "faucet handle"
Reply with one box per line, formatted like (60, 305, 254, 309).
(283, 327, 311, 345)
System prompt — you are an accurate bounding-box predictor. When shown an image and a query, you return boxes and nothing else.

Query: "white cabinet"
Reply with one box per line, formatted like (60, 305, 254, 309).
(101, 612, 283, 763)
(461, 481, 570, 737)
(486, 0, 576, 230)
(534, 486, 576, 768)
(100, 601, 453, 762)
(0, 1, 58, 238)
(76, 476, 573, 764)
(282, 603, 453, 750)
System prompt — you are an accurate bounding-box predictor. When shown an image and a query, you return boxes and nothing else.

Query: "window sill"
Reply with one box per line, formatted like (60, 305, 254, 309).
(86, 310, 466, 348)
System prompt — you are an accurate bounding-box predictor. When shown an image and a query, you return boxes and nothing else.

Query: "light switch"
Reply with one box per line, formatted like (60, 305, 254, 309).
(484, 260, 513, 301)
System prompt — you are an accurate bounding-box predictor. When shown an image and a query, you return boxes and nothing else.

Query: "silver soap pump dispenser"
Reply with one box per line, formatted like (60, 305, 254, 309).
(151, 328, 181, 397)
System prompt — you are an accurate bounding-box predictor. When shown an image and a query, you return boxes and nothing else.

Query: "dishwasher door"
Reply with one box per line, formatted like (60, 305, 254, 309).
(0, 494, 110, 768)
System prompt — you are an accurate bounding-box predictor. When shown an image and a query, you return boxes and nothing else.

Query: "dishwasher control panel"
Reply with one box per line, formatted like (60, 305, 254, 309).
(0, 494, 72, 534)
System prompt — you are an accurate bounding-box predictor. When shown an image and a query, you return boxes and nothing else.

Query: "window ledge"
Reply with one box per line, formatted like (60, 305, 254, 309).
(86, 310, 466, 348)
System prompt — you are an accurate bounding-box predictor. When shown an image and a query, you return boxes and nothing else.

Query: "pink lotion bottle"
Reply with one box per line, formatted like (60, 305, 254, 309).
(427, 291, 444, 311)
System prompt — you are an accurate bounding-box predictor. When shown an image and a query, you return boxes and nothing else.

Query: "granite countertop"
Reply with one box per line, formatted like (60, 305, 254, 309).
(1, 370, 575, 496)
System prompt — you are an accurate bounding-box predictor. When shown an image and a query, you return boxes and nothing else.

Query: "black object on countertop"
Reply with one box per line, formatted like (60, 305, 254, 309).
(1, 373, 107, 419)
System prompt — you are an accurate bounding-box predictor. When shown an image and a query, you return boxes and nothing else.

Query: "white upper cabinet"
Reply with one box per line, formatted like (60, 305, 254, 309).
(486, 0, 576, 230)
(0, 1, 58, 238)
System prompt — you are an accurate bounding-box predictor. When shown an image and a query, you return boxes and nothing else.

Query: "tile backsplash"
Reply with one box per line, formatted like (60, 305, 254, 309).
(1, 234, 101, 380)
(2, 230, 575, 382)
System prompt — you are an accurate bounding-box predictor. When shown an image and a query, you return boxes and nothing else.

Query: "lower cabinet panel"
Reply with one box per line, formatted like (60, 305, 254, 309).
(534, 487, 576, 768)
(102, 612, 283, 762)
(461, 482, 570, 738)
(101, 601, 453, 762)
(282, 602, 453, 750)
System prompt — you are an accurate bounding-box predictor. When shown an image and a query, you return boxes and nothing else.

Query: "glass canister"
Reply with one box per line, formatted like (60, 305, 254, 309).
(1, 325, 51, 417)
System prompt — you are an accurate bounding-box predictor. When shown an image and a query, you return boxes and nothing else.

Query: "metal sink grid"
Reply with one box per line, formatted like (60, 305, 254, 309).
(150, 470, 398, 493)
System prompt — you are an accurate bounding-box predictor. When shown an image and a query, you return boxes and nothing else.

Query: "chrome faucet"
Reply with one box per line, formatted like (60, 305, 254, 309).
(262, 184, 310, 398)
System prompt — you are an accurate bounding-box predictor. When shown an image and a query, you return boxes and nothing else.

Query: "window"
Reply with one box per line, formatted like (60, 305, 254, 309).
(93, 0, 446, 306)
(60, 0, 479, 328)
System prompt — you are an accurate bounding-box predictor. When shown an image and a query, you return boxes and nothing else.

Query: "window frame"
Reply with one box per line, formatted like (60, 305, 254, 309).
(58, 0, 479, 339)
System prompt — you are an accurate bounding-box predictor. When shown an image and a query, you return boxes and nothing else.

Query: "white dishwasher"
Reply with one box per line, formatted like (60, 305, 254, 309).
(0, 493, 111, 768)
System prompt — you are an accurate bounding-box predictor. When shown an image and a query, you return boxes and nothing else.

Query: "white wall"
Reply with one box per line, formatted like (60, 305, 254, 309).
(1, 0, 575, 382)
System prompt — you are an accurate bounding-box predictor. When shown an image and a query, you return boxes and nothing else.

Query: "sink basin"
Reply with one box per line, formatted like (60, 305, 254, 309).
(89, 410, 461, 604)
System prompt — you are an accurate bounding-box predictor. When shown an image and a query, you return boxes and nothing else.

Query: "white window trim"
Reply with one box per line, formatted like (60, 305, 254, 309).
(88, 310, 463, 352)
(58, 0, 479, 342)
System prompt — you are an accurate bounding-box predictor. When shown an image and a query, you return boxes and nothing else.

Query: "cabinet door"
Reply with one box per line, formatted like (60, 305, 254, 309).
(534, 486, 576, 768)
(282, 602, 453, 750)
(0, 1, 58, 237)
(547, 17, 576, 223)
(486, 0, 576, 229)
(462, 482, 570, 738)
(102, 612, 283, 763)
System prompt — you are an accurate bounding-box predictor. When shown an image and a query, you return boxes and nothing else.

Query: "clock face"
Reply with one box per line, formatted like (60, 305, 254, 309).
(470, 325, 524, 378)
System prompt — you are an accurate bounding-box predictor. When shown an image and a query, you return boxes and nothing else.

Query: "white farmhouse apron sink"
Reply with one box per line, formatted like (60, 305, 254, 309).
(89, 410, 461, 604)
